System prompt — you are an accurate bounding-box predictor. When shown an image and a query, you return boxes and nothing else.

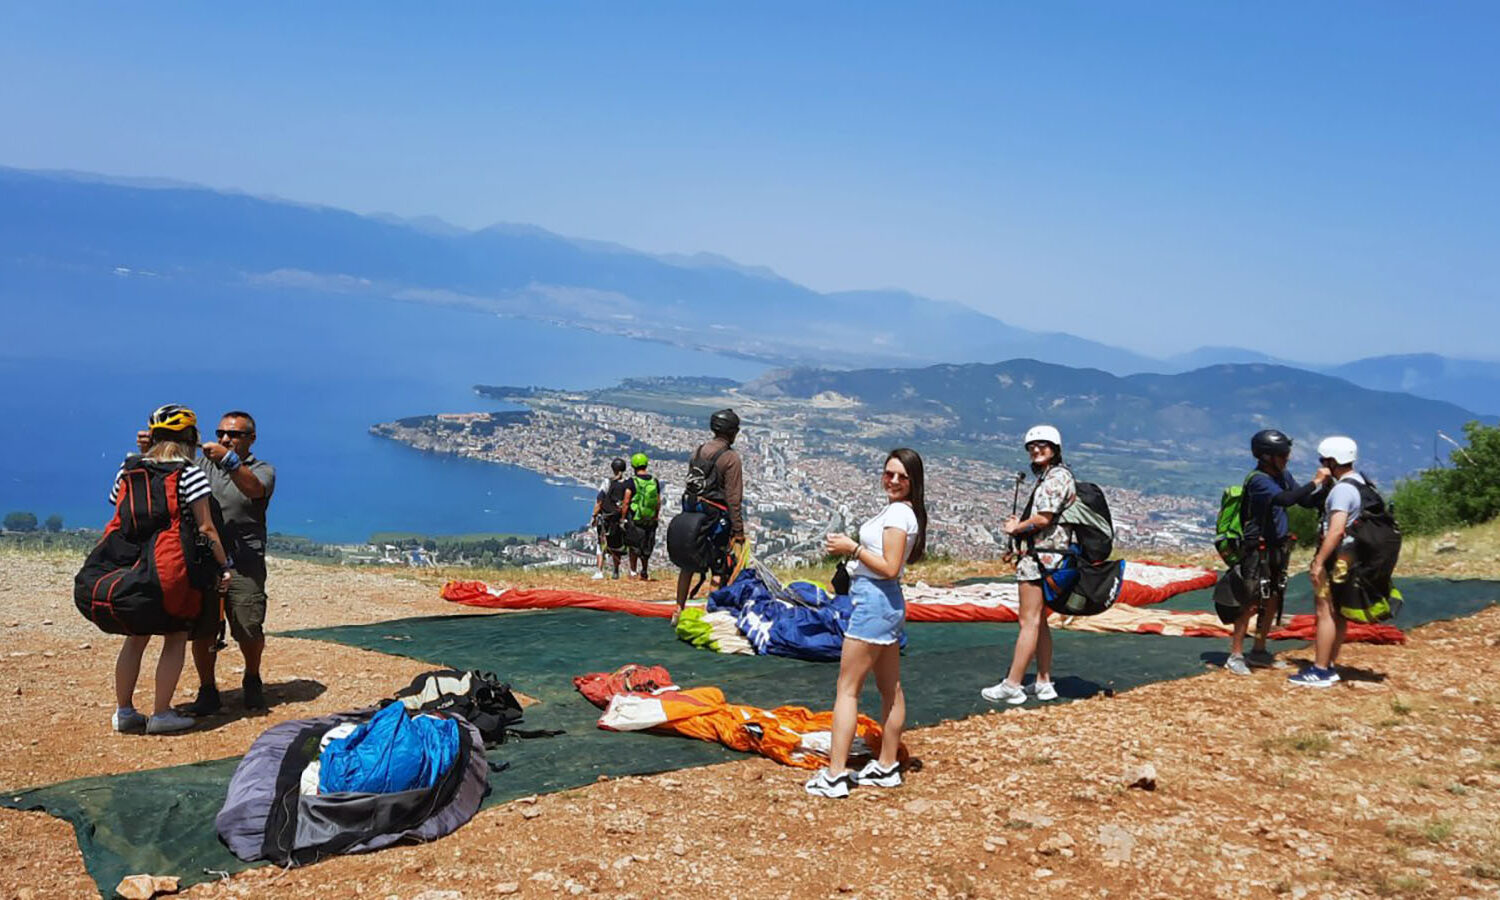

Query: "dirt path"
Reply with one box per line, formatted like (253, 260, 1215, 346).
(2, 550, 1498, 899)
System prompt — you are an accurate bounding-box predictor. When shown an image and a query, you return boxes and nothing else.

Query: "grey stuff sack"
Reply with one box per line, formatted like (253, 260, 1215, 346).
(216, 707, 489, 866)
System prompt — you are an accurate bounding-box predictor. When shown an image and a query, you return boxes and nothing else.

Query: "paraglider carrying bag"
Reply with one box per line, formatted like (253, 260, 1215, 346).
(667, 504, 732, 576)
(1035, 548, 1125, 616)
(1332, 477, 1404, 624)
(74, 458, 219, 635)
(393, 669, 530, 747)
(1022, 470, 1123, 616)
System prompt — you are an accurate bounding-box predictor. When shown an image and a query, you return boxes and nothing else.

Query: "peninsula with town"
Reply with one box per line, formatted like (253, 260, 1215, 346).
(370, 371, 1219, 569)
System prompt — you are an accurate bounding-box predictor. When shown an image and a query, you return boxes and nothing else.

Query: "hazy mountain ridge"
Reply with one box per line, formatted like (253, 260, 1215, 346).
(0, 167, 1145, 371)
(4, 167, 1495, 412)
(744, 359, 1492, 481)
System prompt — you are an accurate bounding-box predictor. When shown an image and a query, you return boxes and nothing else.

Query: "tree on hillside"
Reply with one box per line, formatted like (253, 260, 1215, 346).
(44, 514, 64, 533)
(3, 511, 38, 532)
(1443, 421, 1500, 526)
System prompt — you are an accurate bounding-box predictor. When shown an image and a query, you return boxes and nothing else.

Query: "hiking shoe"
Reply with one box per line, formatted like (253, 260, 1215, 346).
(1287, 667, 1336, 689)
(981, 680, 1027, 705)
(112, 708, 147, 734)
(854, 760, 902, 788)
(186, 685, 222, 717)
(146, 710, 195, 734)
(1224, 654, 1252, 676)
(1246, 649, 1288, 669)
(1028, 680, 1059, 701)
(804, 768, 853, 798)
(243, 675, 267, 710)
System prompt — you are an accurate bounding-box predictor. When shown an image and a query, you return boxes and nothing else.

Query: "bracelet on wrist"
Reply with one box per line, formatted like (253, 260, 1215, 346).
(222, 450, 242, 471)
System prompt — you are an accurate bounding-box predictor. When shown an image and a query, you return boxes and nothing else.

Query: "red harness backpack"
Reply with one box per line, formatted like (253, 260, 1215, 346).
(74, 457, 218, 635)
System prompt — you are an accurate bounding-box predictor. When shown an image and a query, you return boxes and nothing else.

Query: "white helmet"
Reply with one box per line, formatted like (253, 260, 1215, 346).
(1316, 435, 1358, 465)
(1024, 424, 1062, 450)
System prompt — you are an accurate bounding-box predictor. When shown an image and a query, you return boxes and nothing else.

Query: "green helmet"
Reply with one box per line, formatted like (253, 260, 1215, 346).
(630, 452, 649, 469)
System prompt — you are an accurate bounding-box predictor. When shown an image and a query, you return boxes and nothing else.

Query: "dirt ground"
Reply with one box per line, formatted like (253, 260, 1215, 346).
(2, 547, 1499, 899)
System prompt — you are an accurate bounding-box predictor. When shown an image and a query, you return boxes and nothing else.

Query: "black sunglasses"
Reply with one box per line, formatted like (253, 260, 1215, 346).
(216, 429, 253, 439)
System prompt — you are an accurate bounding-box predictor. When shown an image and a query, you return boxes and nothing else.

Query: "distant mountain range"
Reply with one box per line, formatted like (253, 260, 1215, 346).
(745, 359, 1493, 485)
(3, 166, 1497, 413)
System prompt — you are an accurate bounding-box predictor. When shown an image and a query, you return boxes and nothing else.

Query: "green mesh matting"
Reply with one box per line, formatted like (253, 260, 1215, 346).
(6, 575, 1495, 897)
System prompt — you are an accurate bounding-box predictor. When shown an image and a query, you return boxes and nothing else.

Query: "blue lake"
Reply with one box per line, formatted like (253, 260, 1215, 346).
(0, 269, 764, 541)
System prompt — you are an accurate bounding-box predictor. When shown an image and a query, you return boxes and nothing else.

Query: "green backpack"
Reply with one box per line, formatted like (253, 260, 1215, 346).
(1213, 471, 1259, 566)
(629, 475, 661, 522)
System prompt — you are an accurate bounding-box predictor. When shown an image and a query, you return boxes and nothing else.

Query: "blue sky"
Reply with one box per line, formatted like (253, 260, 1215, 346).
(2, 2, 1496, 360)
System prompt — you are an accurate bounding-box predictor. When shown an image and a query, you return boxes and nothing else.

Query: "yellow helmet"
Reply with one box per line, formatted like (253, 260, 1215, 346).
(148, 404, 198, 433)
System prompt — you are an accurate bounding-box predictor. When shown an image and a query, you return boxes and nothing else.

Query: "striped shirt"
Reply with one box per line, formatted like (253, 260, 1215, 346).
(108, 460, 213, 508)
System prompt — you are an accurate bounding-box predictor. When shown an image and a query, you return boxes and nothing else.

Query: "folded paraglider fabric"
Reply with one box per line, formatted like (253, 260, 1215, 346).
(577, 664, 899, 770)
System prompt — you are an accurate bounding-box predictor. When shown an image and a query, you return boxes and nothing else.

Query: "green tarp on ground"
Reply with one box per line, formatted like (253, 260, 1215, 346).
(6, 576, 1496, 897)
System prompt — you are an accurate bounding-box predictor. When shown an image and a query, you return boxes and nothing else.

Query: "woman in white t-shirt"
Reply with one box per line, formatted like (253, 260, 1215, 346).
(805, 448, 926, 799)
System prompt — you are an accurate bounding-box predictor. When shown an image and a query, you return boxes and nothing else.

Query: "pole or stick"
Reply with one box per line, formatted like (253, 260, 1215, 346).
(1006, 471, 1027, 557)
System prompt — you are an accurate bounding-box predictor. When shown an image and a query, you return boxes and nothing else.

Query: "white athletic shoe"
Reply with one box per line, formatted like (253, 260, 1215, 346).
(1029, 680, 1059, 701)
(854, 760, 902, 788)
(805, 768, 853, 798)
(1224, 654, 1252, 676)
(981, 680, 1028, 705)
(591, 571, 605, 580)
(111, 708, 147, 734)
(145, 710, 195, 734)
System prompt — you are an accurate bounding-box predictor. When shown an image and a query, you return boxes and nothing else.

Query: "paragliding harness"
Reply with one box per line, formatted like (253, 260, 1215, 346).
(393, 669, 562, 747)
(74, 456, 223, 635)
(1212, 470, 1292, 627)
(668, 443, 736, 599)
(1019, 466, 1125, 616)
(597, 477, 629, 555)
(1328, 475, 1404, 624)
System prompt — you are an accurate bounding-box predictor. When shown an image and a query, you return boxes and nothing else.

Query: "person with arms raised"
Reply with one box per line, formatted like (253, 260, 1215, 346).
(1223, 429, 1329, 675)
(1289, 436, 1365, 688)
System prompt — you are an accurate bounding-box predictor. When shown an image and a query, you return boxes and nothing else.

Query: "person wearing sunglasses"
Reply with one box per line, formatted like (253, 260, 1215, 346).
(806, 448, 926, 798)
(145, 410, 277, 712)
(984, 425, 1071, 706)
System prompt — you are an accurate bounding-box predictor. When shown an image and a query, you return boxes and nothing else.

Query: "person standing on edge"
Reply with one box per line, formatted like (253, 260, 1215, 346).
(673, 408, 744, 624)
(1224, 429, 1330, 675)
(142, 411, 276, 714)
(622, 452, 662, 581)
(1290, 436, 1363, 688)
(983, 425, 1072, 706)
(805, 449, 925, 798)
(592, 458, 630, 580)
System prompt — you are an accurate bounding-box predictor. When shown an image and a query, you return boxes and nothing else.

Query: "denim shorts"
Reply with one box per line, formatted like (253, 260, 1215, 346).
(845, 576, 906, 645)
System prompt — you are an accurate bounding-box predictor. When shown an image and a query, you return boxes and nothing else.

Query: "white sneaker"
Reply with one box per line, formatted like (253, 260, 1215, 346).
(804, 768, 853, 798)
(111, 708, 147, 733)
(1029, 680, 1059, 701)
(591, 571, 605, 580)
(146, 710, 195, 734)
(854, 760, 902, 788)
(1224, 654, 1252, 676)
(981, 680, 1027, 705)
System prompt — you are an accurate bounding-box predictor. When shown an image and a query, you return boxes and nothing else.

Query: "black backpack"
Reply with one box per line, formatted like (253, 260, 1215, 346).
(681, 443, 730, 508)
(1339, 476, 1404, 620)
(393, 669, 543, 747)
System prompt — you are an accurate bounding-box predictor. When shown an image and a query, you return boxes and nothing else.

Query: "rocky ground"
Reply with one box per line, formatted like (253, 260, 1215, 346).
(2, 541, 1499, 899)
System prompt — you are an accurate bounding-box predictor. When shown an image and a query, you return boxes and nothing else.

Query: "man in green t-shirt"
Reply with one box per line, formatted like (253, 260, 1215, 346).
(622, 452, 662, 581)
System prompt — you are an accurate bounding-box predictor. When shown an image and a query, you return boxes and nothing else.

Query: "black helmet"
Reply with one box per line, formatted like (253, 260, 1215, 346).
(611, 457, 627, 474)
(709, 408, 740, 437)
(1251, 429, 1292, 459)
